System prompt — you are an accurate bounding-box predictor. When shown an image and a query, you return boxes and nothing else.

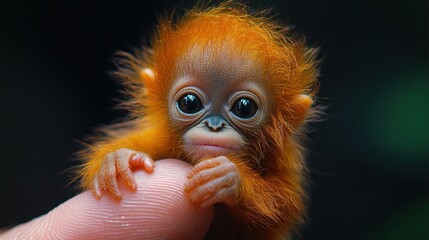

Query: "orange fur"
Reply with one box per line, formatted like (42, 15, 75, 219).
(79, 2, 319, 239)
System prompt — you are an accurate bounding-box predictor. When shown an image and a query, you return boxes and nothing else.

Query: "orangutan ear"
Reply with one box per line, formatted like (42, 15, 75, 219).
(291, 94, 313, 128)
(139, 68, 155, 87)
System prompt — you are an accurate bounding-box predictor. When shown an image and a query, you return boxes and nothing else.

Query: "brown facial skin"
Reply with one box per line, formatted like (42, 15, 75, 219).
(170, 79, 267, 207)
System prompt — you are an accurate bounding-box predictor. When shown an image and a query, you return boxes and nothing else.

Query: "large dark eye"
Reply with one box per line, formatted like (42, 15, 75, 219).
(177, 94, 203, 114)
(231, 98, 258, 119)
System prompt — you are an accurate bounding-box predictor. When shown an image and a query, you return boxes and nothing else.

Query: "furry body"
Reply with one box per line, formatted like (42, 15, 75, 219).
(79, 3, 319, 239)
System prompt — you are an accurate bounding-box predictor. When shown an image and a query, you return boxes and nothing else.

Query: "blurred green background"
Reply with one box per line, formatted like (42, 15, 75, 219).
(0, 0, 427, 239)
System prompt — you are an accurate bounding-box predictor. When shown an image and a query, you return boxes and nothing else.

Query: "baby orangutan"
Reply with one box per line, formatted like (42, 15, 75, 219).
(79, 3, 319, 239)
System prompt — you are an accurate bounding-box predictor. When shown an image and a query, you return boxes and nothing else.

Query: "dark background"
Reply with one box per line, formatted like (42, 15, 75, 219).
(1, 0, 428, 239)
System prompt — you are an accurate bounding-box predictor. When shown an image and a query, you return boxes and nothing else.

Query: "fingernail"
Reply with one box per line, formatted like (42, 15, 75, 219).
(146, 158, 153, 166)
(95, 193, 101, 200)
(130, 181, 137, 190)
(144, 158, 154, 171)
(114, 194, 122, 201)
(183, 183, 191, 193)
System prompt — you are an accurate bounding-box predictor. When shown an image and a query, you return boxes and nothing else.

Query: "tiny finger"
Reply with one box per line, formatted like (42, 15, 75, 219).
(185, 164, 234, 193)
(116, 156, 137, 191)
(201, 186, 235, 207)
(184, 169, 215, 193)
(104, 157, 122, 200)
(143, 156, 155, 172)
(186, 173, 233, 201)
(92, 174, 102, 199)
(130, 153, 154, 173)
(105, 175, 122, 200)
(187, 157, 226, 178)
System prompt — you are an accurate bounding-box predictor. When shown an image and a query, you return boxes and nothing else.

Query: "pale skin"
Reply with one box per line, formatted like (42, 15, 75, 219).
(1, 159, 213, 240)
(92, 64, 269, 207)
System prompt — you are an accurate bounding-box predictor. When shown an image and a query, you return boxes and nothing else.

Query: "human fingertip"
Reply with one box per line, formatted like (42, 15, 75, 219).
(1, 159, 213, 240)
